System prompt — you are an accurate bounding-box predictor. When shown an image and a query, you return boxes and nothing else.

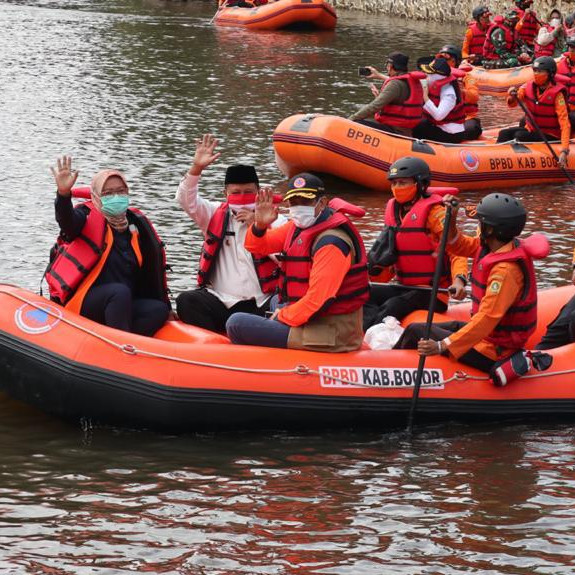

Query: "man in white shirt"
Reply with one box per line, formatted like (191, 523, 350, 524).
(412, 57, 468, 143)
(175, 134, 281, 333)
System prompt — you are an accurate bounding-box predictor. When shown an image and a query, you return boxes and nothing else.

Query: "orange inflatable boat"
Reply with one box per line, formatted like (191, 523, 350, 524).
(466, 63, 534, 96)
(273, 113, 575, 192)
(214, 0, 337, 30)
(0, 283, 574, 431)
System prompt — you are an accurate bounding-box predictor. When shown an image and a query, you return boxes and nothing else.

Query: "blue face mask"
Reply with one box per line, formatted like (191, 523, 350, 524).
(101, 194, 129, 216)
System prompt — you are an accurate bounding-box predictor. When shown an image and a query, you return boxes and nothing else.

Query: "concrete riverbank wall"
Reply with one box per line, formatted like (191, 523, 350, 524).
(331, 0, 572, 23)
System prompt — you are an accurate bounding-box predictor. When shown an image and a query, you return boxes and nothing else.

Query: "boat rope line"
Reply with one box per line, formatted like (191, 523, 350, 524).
(4, 289, 575, 387)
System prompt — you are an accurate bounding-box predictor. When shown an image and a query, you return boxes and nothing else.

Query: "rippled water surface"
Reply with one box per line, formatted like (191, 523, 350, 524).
(2, 1, 575, 573)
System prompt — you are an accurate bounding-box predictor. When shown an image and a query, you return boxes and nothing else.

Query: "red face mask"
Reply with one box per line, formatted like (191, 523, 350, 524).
(227, 193, 257, 207)
(391, 182, 418, 204)
(533, 72, 548, 86)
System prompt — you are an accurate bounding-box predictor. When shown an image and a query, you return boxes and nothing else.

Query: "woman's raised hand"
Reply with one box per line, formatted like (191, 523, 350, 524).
(50, 156, 79, 197)
(190, 134, 221, 175)
(254, 187, 278, 229)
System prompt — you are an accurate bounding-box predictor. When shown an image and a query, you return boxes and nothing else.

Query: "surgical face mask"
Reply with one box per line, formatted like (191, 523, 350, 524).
(101, 194, 129, 216)
(391, 182, 418, 204)
(289, 204, 318, 229)
(550, 18, 561, 28)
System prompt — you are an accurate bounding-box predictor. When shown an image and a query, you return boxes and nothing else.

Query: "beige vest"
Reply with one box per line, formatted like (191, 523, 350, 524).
(287, 228, 364, 353)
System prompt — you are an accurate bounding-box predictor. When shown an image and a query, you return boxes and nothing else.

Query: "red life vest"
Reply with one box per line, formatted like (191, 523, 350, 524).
(425, 75, 466, 125)
(383, 194, 452, 287)
(534, 24, 558, 57)
(483, 19, 517, 60)
(46, 202, 168, 306)
(523, 80, 567, 138)
(557, 55, 575, 110)
(516, 8, 539, 46)
(470, 239, 540, 352)
(467, 21, 489, 56)
(278, 202, 369, 315)
(197, 203, 279, 294)
(374, 72, 425, 129)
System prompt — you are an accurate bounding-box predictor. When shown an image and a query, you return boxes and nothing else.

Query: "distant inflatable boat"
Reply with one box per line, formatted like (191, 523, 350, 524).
(272, 113, 575, 192)
(0, 283, 575, 431)
(214, 0, 337, 30)
(466, 63, 534, 96)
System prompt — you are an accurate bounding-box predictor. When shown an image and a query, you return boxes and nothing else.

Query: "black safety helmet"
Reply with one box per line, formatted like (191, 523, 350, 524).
(566, 35, 575, 48)
(475, 193, 527, 242)
(514, 0, 532, 7)
(387, 157, 431, 194)
(439, 44, 462, 66)
(472, 5, 491, 20)
(533, 56, 557, 79)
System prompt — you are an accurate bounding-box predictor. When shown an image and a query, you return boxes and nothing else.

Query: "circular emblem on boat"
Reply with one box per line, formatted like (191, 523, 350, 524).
(293, 177, 306, 188)
(15, 303, 62, 335)
(460, 150, 480, 172)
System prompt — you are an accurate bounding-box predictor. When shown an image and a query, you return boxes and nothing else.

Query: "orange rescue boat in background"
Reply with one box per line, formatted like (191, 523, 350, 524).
(214, 0, 337, 30)
(272, 114, 575, 192)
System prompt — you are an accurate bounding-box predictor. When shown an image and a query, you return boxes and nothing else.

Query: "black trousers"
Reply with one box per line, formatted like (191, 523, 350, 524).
(394, 320, 496, 373)
(496, 127, 558, 144)
(354, 119, 406, 135)
(536, 294, 575, 350)
(176, 287, 270, 334)
(81, 283, 169, 337)
(412, 119, 468, 143)
(363, 285, 447, 332)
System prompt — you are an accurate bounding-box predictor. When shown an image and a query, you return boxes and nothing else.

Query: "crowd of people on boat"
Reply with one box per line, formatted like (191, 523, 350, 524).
(45, 136, 575, 384)
(348, 1, 575, 153)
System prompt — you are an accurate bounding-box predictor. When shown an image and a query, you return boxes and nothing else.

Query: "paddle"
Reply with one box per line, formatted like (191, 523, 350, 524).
(209, 0, 228, 24)
(406, 200, 456, 434)
(370, 282, 454, 295)
(515, 95, 575, 185)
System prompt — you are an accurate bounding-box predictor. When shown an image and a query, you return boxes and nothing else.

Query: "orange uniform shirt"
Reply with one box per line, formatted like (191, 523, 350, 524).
(369, 204, 469, 301)
(444, 234, 525, 360)
(508, 85, 571, 150)
(462, 27, 474, 60)
(245, 223, 352, 327)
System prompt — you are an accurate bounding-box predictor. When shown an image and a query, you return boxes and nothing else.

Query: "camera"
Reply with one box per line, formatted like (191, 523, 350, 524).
(358, 67, 371, 77)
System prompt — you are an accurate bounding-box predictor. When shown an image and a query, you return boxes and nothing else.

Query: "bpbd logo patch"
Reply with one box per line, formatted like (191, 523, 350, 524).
(15, 304, 62, 335)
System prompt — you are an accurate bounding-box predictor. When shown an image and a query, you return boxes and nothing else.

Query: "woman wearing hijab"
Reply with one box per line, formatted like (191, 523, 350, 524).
(45, 156, 170, 336)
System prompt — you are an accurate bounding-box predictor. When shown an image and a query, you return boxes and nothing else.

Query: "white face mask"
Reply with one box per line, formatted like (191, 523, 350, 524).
(289, 204, 318, 229)
(230, 203, 256, 213)
(550, 18, 561, 27)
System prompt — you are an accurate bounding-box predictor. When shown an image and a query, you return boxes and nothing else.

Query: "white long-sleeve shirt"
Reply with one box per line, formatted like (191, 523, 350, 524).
(424, 76, 465, 134)
(176, 173, 280, 308)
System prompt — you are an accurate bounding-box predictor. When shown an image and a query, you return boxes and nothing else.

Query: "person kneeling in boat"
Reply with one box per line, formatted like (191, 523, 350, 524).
(226, 173, 369, 352)
(45, 157, 170, 336)
(348, 52, 425, 137)
(462, 5, 492, 66)
(395, 193, 548, 374)
(363, 157, 468, 331)
(535, 249, 575, 350)
(175, 134, 283, 334)
(496, 56, 570, 169)
(482, 9, 532, 69)
(412, 57, 468, 144)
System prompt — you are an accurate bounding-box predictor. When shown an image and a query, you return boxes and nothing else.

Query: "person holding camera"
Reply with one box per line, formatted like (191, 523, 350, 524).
(348, 52, 425, 137)
(363, 157, 467, 331)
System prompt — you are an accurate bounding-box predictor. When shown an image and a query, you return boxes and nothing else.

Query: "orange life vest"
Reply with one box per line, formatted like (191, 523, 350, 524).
(516, 8, 539, 46)
(197, 203, 279, 294)
(46, 202, 168, 307)
(383, 194, 452, 287)
(470, 239, 539, 352)
(467, 21, 489, 55)
(523, 80, 567, 139)
(425, 75, 466, 125)
(278, 202, 369, 315)
(374, 72, 425, 129)
(534, 24, 558, 57)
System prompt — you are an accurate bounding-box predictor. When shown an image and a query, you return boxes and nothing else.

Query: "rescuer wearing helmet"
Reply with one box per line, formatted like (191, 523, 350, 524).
(462, 6, 492, 65)
(496, 56, 571, 169)
(349, 52, 425, 137)
(395, 192, 549, 374)
(436, 44, 483, 139)
(363, 157, 468, 331)
(483, 8, 532, 69)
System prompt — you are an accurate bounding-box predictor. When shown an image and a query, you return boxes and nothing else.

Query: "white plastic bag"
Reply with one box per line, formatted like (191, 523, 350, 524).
(364, 316, 405, 350)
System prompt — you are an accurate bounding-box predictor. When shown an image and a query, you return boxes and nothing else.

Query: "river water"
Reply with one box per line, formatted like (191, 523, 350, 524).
(2, 1, 575, 573)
